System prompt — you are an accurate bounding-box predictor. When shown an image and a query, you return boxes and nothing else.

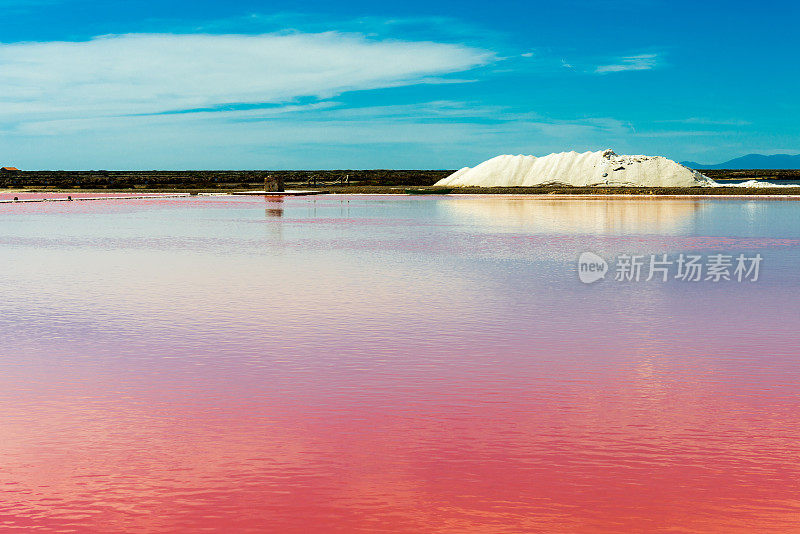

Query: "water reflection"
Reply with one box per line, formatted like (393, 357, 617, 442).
(265, 196, 284, 218)
(264, 197, 284, 243)
(0, 195, 799, 533)
(440, 196, 704, 234)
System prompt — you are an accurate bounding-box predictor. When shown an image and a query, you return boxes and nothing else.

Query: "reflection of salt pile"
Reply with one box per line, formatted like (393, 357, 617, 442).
(436, 149, 717, 188)
(439, 197, 702, 235)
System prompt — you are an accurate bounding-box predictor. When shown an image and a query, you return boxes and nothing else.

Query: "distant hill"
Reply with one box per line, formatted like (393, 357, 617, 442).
(682, 154, 800, 169)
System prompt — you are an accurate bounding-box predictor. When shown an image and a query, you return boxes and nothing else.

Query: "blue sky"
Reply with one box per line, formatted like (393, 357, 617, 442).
(1, 0, 798, 169)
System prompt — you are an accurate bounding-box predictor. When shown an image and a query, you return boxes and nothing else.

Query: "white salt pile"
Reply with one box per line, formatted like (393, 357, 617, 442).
(436, 149, 716, 188)
(726, 179, 796, 188)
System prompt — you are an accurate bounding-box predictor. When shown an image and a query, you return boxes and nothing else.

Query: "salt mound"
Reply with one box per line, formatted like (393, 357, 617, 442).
(725, 179, 797, 188)
(435, 149, 716, 188)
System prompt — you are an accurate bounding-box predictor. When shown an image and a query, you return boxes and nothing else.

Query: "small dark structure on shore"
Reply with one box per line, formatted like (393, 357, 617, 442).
(265, 174, 284, 192)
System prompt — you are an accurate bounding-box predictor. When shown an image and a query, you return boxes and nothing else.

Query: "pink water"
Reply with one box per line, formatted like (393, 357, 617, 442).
(1, 195, 799, 533)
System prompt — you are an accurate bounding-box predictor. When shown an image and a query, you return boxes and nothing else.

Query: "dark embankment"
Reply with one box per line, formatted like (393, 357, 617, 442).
(0, 169, 452, 189)
(3, 169, 800, 195)
(700, 169, 800, 181)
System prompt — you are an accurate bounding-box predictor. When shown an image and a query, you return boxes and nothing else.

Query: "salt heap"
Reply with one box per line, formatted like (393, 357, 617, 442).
(435, 149, 717, 188)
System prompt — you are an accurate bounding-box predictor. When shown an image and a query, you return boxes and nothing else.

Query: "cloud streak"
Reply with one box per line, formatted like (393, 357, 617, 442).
(595, 53, 658, 74)
(0, 32, 493, 120)
(1, 96, 643, 169)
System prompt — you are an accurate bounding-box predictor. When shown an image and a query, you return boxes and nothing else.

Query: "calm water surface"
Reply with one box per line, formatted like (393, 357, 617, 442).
(1, 194, 799, 532)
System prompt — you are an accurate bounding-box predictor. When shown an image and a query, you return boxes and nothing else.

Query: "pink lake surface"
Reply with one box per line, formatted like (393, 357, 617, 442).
(0, 195, 799, 533)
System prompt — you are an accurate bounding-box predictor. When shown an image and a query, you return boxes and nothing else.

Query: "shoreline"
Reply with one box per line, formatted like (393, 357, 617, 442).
(3, 168, 800, 193)
(5, 186, 800, 199)
(320, 185, 800, 196)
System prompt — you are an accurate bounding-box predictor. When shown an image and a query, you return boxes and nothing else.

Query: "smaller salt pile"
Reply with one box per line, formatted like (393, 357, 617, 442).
(726, 180, 796, 188)
(435, 149, 716, 188)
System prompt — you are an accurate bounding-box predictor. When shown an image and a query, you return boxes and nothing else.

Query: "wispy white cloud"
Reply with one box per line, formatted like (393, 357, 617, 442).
(595, 53, 658, 74)
(1, 96, 642, 169)
(0, 32, 493, 121)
